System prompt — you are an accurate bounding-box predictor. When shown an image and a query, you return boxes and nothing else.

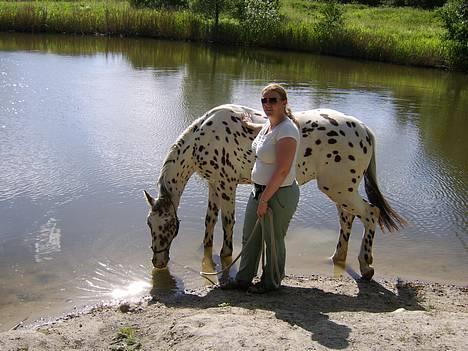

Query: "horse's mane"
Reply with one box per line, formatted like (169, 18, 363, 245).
(157, 112, 210, 196)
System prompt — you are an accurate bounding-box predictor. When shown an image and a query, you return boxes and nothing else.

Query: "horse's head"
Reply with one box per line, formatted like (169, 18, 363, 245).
(144, 190, 180, 269)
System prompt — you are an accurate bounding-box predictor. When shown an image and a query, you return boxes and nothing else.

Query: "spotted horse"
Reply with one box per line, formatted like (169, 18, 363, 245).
(144, 104, 405, 280)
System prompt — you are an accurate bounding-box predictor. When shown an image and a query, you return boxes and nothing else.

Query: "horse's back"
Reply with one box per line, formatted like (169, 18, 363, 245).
(295, 109, 373, 186)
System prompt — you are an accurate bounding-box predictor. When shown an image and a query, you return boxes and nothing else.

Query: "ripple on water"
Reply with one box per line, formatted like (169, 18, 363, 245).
(76, 259, 207, 306)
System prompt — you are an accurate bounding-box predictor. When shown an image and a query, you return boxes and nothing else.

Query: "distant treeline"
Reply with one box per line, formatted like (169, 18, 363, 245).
(335, 0, 447, 9)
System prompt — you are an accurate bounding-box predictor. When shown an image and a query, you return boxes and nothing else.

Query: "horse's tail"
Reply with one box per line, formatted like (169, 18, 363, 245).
(364, 126, 406, 232)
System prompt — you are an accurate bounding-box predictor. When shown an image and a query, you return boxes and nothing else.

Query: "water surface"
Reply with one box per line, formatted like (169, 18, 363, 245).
(0, 33, 467, 331)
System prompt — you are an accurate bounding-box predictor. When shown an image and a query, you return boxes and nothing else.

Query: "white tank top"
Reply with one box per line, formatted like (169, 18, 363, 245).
(251, 118, 300, 187)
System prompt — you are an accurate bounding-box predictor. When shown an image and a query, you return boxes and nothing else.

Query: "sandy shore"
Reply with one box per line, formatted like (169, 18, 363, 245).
(1, 274, 466, 350)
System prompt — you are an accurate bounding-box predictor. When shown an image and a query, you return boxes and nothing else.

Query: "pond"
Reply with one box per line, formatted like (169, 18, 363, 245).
(0, 32, 466, 331)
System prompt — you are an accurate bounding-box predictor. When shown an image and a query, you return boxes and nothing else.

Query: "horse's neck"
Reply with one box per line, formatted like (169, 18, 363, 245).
(158, 144, 195, 208)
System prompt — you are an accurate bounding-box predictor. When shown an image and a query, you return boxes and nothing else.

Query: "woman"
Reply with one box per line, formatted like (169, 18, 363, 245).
(222, 83, 300, 293)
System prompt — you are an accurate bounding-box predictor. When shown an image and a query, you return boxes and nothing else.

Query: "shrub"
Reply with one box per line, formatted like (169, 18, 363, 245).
(316, 1, 344, 36)
(239, 0, 281, 43)
(438, 0, 468, 69)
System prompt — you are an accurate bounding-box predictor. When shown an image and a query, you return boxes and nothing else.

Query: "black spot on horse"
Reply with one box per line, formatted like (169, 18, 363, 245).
(320, 114, 339, 126)
(328, 138, 337, 144)
(304, 148, 313, 157)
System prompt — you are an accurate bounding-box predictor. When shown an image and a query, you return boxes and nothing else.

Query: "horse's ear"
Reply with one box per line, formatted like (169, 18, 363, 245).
(143, 190, 156, 208)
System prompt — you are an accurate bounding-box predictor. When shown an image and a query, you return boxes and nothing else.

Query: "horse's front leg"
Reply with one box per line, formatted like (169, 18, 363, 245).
(219, 185, 237, 259)
(203, 182, 220, 259)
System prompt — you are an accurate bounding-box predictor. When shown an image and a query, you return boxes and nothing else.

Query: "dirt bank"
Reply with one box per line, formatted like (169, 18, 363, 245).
(1, 274, 466, 350)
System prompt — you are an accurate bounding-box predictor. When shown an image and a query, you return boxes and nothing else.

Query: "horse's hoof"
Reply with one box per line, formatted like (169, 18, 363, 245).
(360, 267, 375, 280)
(331, 255, 347, 266)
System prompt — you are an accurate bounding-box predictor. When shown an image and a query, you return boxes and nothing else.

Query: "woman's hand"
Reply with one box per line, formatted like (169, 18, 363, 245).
(240, 112, 264, 131)
(257, 200, 269, 218)
(240, 112, 254, 129)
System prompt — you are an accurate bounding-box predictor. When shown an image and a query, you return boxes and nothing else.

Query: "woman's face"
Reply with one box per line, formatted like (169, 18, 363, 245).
(261, 90, 286, 117)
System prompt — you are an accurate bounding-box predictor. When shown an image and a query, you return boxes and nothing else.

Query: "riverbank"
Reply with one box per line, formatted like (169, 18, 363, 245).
(1, 274, 466, 350)
(0, 0, 453, 70)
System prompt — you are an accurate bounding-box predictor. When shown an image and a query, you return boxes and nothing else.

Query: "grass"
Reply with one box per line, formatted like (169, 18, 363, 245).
(0, 0, 453, 69)
(280, 0, 446, 67)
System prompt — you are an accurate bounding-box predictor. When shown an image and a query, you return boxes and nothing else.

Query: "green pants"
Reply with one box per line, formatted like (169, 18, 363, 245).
(236, 182, 300, 289)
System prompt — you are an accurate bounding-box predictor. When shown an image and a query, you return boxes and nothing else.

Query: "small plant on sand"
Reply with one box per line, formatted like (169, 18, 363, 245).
(110, 326, 141, 351)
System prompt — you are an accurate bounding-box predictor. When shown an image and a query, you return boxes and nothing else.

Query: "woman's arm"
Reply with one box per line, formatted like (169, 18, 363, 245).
(257, 137, 297, 217)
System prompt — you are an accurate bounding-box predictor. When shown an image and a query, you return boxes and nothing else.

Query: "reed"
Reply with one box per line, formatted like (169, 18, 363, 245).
(0, 1, 451, 69)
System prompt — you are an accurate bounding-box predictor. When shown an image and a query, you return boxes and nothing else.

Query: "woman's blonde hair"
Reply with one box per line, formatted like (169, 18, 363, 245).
(262, 83, 299, 127)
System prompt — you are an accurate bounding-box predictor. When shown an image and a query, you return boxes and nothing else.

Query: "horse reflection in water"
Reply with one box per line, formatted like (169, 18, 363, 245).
(150, 268, 182, 296)
(144, 105, 405, 280)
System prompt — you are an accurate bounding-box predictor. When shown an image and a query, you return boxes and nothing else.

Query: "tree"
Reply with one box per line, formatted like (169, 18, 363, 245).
(190, 0, 231, 28)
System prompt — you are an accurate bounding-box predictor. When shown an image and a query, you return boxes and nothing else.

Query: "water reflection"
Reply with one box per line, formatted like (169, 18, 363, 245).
(32, 217, 62, 263)
(150, 268, 181, 295)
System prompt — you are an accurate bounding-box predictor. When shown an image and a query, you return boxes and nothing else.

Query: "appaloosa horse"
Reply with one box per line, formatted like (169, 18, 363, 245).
(144, 104, 404, 279)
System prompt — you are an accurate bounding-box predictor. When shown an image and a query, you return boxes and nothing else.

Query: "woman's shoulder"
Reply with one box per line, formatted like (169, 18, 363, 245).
(276, 118, 300, 138)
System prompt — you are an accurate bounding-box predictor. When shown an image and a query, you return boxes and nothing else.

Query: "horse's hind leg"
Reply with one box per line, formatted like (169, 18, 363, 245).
(203, 182, 220, 258)
(319, 179, 379, 280)
(332, 205, 355, 265)
(337, 193, 379, 280)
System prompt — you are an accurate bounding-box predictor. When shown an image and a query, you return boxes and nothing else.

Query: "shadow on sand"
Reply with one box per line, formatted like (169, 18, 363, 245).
(149, 266, 424, 350)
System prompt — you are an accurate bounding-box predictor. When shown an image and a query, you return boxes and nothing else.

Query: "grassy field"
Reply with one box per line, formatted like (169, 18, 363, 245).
(0, 0, 451, 69)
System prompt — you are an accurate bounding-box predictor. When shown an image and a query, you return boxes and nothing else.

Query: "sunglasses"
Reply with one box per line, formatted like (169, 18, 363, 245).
(261, 97, 278, 104)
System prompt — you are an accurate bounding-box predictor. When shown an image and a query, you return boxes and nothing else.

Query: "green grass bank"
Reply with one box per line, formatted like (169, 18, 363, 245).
(0, 0, 455, 70)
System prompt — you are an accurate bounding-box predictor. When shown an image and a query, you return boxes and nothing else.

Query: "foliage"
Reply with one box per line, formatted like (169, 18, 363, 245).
(129, 0, 188, 10)
(316, 1, 344, 35)
(235, 0, 281, 43)
(438, 0, 468, 69)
